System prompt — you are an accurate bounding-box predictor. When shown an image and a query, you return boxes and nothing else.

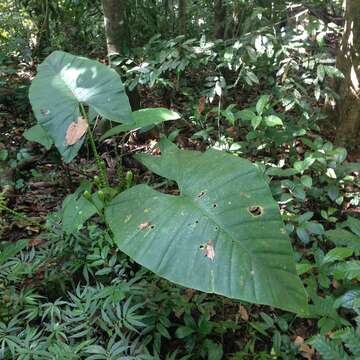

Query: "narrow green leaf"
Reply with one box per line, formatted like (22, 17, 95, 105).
(325, 229, 360, 250)
(322, 247, 354, 265)
(251, 115, 262, 129)
(101, 108, 180, 140)
(264, 115, 283, 127)
(256, 95, 270, 115)
(331, 261, 360, 280)
(324, 65, 344, 79)
(317, 64, 325, 81)
(345, 216, 360, 236)
(238, 109, 256, 122)
(175, 326, 194, 339)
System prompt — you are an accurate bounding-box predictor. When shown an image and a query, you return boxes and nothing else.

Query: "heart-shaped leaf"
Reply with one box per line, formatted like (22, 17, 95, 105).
(29, 51, 133, 162)
(105, 140, 308, 313)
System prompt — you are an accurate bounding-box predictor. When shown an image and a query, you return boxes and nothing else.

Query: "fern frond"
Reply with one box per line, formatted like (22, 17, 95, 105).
(340, 328, 360, 356)
(312, 335, 351, 360)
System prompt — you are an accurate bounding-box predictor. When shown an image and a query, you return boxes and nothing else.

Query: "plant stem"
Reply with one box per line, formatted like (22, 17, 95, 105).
(79, 103, 109, 188)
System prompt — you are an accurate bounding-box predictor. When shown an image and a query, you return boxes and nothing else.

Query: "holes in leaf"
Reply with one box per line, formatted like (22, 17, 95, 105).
(189, 220, 200, 227)
(150, 224, 155, 229)
(248, 206, 263, 217)
(40, 109, 50, 116)
(199, 240, 215, 261)
(212, 203, 218, 208)
(197, 191, 206, 198)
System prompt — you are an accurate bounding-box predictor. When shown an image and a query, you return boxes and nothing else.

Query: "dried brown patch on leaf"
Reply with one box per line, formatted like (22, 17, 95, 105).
(66, 116, 88, 145)
(200, 240, 215, 261)
(138, 221, 151, 230)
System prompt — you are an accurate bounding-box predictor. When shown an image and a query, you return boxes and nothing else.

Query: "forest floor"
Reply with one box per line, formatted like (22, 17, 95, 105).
(1, 56, 360, 359)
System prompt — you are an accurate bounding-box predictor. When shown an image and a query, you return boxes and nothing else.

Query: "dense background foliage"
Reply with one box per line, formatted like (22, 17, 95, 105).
(0, 0, 359, 359)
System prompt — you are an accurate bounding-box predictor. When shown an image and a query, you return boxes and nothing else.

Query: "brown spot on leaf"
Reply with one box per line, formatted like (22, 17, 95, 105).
(138, 221, 151, 230)
(66, 116, 88, 145)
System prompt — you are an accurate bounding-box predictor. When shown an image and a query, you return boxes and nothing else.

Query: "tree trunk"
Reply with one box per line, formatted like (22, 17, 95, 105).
(101, 0, 140, 110)
(178, 0, 187, 35)
(101, 0, 130, 55)
(335, 0, 360, 145)
(214, 0, 226, 39)
(225, 0, 239, 39)
(33, 0, 51, 56)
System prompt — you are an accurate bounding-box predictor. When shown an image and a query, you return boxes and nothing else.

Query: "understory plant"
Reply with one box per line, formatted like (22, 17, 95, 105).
(24, 50, 307, 314)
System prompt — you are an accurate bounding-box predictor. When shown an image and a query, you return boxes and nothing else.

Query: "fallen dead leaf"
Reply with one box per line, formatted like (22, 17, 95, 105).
(201, 240, 215, 261)
(294, 336, 315, 360)
(185, 288, 196, 300)
(175, 307, 185, 319)
(29, 237, 46, 247)
(198, 96, 206, 114)
(238, 305, 249, 321)
(225, 126, 237, 135)
(66, 116, 88, 145)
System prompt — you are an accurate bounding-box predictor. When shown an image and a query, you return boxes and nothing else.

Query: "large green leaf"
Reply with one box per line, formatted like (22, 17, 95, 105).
(62, 182, 103, 234)
(29, 51, 133, 162)
(23, 124, 53, 150)
(105, 140, 308, 313)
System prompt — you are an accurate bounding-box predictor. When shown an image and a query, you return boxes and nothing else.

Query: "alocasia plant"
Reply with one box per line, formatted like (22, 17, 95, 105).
(27, 51, 308, 314)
